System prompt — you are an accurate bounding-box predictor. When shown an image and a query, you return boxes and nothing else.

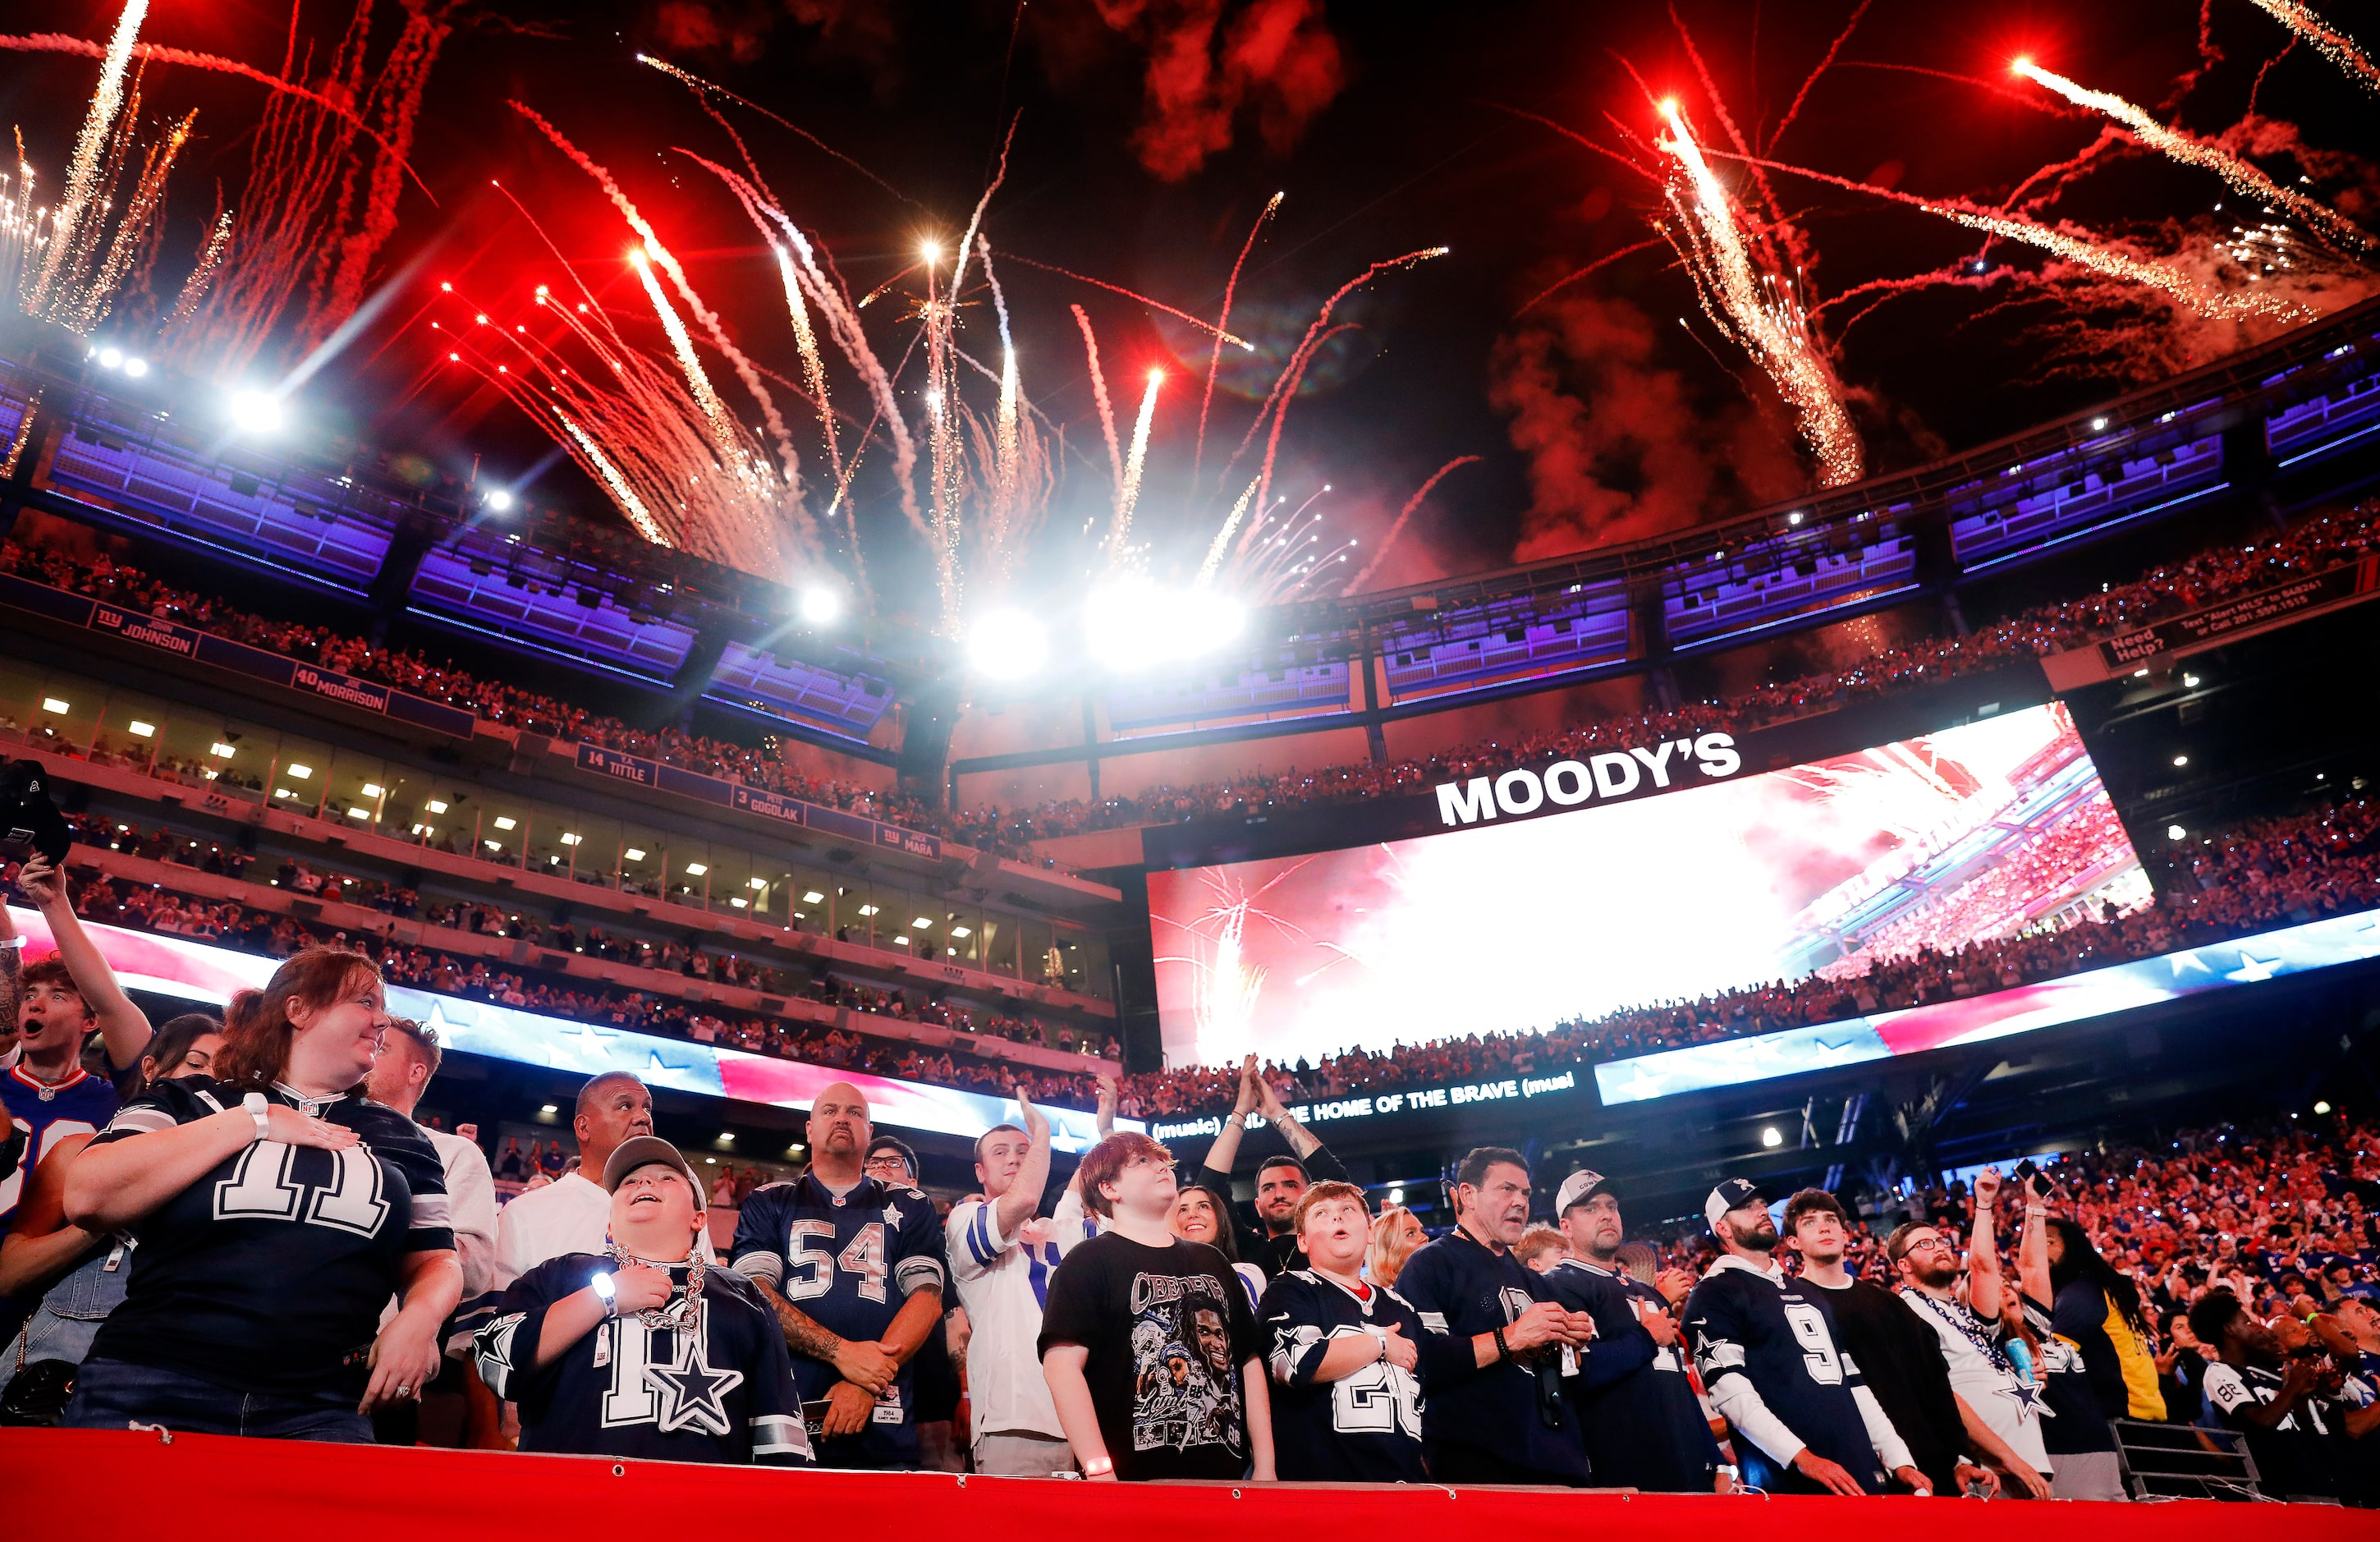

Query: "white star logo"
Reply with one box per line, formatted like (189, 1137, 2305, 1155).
(883, 1201, 905, 1228)
(2168, 950, 2211, 976)
(643, 1320, 744, 1436)
(2227, 952, 2280, 983)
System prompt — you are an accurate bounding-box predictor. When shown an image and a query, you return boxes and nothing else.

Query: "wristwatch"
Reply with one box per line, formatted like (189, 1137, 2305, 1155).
(589, 1269, 618, 1317)
(241, 1092, 271, 1142)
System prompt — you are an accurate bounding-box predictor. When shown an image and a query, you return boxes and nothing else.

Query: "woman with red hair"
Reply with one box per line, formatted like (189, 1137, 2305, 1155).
(62, 948, 460, 1441)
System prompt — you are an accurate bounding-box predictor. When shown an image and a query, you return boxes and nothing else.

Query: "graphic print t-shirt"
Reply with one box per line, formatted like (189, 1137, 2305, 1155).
(1037, 1232, 1259, 1480)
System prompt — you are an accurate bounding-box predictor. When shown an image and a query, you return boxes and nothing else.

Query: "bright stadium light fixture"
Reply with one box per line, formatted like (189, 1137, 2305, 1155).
(346, 806, 371, 820)
(210, 742, 236, 759)
(686, 862, 708, 875)
(228, 389, 285, 434)
(799, 587, 839, 625)
(561, 832, 580, 846)
(968, 608, 1050, 680)
(127, 721, 154, 737)
(425, 800, 447, 813)
(950, 926, 971, 938)
(1761, 1126, 1783, 1148)
(857, 904, 879, 916)
(912, 916, 933, 929)
(2315, 1100, 2332, 1115)
(287, 764, 312, 779)
(360, 782, 383, 798)
(2172, 754, 2189, 767)
(1084, 578, 1244, 672)
(122, 356, 148, 378)
(802, 890, 825, 904)
(97, 347, 122, 369)
(39, 697, 68, 714)
(493, 816, 517, 831)
(624, 847, 646, 861)
(484, 489, 515, 512)
(1388, 1186, 1406, 1205)
(2167, 824, 2187, 841)
(750, 877, 768, 890)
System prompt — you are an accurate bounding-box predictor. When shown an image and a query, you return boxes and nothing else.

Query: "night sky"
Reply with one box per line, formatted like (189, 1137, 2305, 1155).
(2, 0, 2372, 628)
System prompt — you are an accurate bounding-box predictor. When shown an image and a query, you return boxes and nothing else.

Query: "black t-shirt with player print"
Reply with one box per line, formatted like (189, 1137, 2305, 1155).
(1038, 1232, 1260, 1480)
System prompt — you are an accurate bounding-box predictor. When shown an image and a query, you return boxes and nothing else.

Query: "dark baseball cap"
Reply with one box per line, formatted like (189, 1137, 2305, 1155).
(603, 1136, 705, 1210)
(1705, 1177, 1764, 1232)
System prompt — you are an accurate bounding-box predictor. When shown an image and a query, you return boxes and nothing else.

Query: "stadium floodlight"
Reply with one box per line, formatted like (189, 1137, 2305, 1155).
(97, 347, 122, 369)
(2315, 1100, 2332, 1115)
(968, 608, 1050, 680)
(799, 587, 839, 625)
(484, 488, 515, 512)
(228, 389, 285, 434)
(122, 356, 147, 378)
(2167, 824, 2187, 841)
(1760, 1126, 1783, 1148)
(1084, 578, 1245, 672)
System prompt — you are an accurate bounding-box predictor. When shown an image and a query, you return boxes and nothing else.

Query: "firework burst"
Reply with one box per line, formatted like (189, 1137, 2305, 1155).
(1656, 100, 1866, 486)
(2012, 57, 2372, 252)
(2246, 0, 2380, 94)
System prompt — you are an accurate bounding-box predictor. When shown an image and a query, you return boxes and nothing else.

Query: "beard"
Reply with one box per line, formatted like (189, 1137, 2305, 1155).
(1729, 1217, 1778, 1254)
(1914, 1256, 1958, 1290)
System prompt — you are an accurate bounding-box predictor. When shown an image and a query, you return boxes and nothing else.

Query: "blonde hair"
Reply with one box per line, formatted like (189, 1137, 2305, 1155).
(1516, 1225, 1569, 1269)
(1368, 1204, 1424, 1287)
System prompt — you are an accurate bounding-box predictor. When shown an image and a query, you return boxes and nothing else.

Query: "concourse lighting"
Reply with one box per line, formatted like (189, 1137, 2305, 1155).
(799, 587, 839, 625)
(913, 916, 933, 929)
(493, 816, 517, 831)
(624, 847, 646, 861)
(950, 926, 971, 939)
(2167, 824, 2187, 841)
(857, 904, 879, 916)
(2314, 1101, 2332, 1115)
(968, 608, 1051, 681)
(540, 1104, 557, 1115)
(750, 877, 769, 890)
(127, 721, 154, 737)
(686, 862, 708, 875)
(1388, 1186, 1406, 1205)
(1760, 1126, 1784, 1148)
(484, 489, 515, 512)
(227, 390, 285, 434)
(122, 357, 147, 378)
(287, 764, 313, 779)
(802, 890, 825, 904)
(346, 807, 371, 820)
(560, 833, 580, 846)
(210, 742, 236, 759)
(360, 782, 383, 798)
(39, 697, 68, 714)
(426, 800, 447, 814)
(2172, 754, 2189, 767)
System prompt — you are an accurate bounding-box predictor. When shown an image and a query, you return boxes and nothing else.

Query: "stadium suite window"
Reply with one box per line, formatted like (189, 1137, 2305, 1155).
(522, 796, 576, 876)
(617, 824, 666, 896)
(323, 750, 395, 828)
(266, 731, 337, 813)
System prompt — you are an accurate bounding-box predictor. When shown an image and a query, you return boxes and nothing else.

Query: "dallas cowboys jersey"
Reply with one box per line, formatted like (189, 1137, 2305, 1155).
(1902, 1288, 2052, 1474)
(1683, 1257, 1889, 1493)
(1260, 1269, 1469, 1482)
(731, 1173, 946, 1466)
(2018, 1291, 2117, 1454)
(945, 1193, 1097, 1443)
(1392, 1230, 1593, 1484)
(1542, 1258, 1724, 1491)
(477, 1253, 814, 1467)
(83, 1079, 452, 1397)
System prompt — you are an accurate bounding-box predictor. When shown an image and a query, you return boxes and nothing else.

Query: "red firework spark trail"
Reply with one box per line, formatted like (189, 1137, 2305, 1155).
(1668, 2, 1790, 244)
(1342, 456, 1481, 594)
(635, 53, 924, 209)
(509, 100, 809, 525)
(1764, 0, 1873, 151)
(319, 0, 453, 346)
(1227, 248, 1448, 518)
(0, 32, 428, 190)
(2002, 126, 2132, 217)
(1488, 102, 1657, 180)
(1194, 192, 1281, 492)
(1833, 60, 2087, 116)
(1515, 236, 1667, 317)
(1072, 303, 1124, 532)
(997, 250, 1254, 349)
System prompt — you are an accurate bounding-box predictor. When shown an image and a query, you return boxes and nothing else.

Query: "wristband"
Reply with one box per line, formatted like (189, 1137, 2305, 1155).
(1493, 1325, 1511, 1361)
(241, 1092, 272, 1142)
(1080, 1456, 1113, 1477)
(589, 1269, 618, 1317)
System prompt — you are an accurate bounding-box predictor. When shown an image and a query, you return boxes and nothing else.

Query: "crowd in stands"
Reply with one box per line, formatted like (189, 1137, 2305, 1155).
(1121, 792, 2380, 1116)
(12, 828, 1114, 1109)
(7, 502, 2376, 871)
(952, 501, 2380, 847)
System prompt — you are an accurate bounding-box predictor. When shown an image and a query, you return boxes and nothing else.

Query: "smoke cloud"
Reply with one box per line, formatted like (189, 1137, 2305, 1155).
(1490, 291, 1806, 561)
(1086, 0, 1347, 181)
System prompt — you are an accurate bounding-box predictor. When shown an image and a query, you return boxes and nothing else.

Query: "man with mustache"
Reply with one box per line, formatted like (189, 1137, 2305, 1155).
(731, 1081, 945, 1468)
(1683, 1177, 1928, 1497)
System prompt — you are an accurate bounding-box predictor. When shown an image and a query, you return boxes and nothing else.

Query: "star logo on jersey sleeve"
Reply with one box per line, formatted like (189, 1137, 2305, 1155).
(883, 1200, 905, 1228)
(643, 1329, 745, 1436)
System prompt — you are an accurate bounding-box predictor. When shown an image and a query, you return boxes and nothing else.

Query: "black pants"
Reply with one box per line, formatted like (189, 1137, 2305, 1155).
(1428, 1442, 1586, 1488)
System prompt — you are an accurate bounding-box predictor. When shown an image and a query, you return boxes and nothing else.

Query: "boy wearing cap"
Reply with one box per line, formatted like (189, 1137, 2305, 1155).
(1540, 1169, 1731, 1492)
(475, 1136, 814, 1466)
(1681, 1177, 1928, 1497)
